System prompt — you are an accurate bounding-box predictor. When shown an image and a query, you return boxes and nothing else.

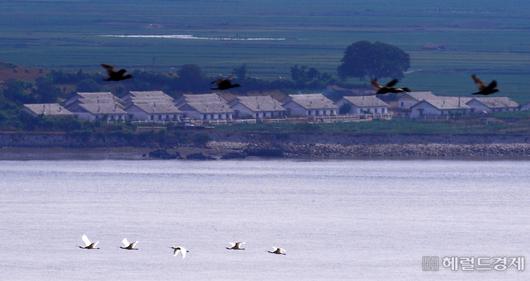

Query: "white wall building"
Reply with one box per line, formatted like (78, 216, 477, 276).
(465, 97, 519, 113)
(64, 92, 127, 122)
(282, 94, 337, 117)
(396, 91, 438, 110)
(126, 102, 182, 122)
(121, 91, 182, 122)
(229, 96, 286, 119)
(121, 91, 174, 107)
(409, 97, 472, 118)
(23, 103, 75, 118)
(176, 93, 234, 121)
(336, 96, 389, 115)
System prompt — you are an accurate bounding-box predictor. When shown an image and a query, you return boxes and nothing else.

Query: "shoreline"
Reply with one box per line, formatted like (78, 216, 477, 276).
(1, 131, 529, 160)
(1, 142, 529, 161)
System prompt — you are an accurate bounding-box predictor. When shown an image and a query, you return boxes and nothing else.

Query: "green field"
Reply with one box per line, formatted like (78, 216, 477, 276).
(1, 0, 530, 102)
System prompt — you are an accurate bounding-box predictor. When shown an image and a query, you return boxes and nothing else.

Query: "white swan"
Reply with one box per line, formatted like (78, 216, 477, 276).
(79, 234, 99, 249)
(226, 241, 246, 250)
(171, 246, 189, 259)
(268, 247, 286, 255)
(120, 238, 139, 250)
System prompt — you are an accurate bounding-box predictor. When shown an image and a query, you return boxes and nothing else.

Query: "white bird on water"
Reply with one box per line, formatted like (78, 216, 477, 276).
(268, 247, 286, 255)
(226, 241, 246, 250)
(79, 234, 100, 250)
(171, 246, 189, 259)
(120, 238, 139, 250)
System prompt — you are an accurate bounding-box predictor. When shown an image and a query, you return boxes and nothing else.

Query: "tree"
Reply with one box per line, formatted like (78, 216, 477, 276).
(2, 80, 34, 104)
(337, 41, 410, 80)
(76, 79, 102, 92)
(177, 64, 207, 91)
(34, 77, 62, 103)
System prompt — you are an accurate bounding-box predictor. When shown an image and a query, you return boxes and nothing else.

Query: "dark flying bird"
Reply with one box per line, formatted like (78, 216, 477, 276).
(471, 74, 499, 95)
(101, 64, 133, 81)
(371, 79, 411, 95)
(211, 76, 240, 90)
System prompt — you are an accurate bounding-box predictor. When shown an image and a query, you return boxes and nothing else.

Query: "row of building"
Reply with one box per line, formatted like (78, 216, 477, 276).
(23, 89, 524, 124)
(23, 91, 385, 123)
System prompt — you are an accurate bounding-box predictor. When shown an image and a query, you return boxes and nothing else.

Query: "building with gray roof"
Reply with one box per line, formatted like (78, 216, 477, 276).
(176, 93, 234, 121)
(282, 93, 337, 117)
(336, 96, 389, 115)
(229, 95, 286, 119)
(23, 103, 75, 118)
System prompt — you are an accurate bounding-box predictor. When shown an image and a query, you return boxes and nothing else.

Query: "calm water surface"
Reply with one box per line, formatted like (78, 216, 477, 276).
(0, 160, 528, 281)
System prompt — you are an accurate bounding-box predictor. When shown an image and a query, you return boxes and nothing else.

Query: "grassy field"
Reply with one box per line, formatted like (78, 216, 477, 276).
(1, 0, 530, 102)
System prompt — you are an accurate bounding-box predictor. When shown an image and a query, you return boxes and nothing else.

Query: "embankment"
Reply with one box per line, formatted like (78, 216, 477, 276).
(0, 131, 529, 160)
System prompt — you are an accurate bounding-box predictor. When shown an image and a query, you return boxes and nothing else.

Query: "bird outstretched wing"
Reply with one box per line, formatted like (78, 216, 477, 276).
(486, 80, 498, 90)
(81, 234, 91, 247)
(371, 79, 381, 90)
(180, 248, 187, 259)
(101, 64, 115, 75)
(122, 238, 130, 247)
(385, 79, 399, 88)
(131, 241, 138, 248)
(472, 74, 486, 90)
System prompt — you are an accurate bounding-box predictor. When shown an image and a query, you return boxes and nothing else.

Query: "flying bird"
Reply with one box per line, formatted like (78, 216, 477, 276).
(171, 246, 189, 259)
(101, 64, 133, 81)
(79, 234, 100, 250)
(211, 76, 240, 90)
(471, 74, 499, 95)
(268, 247, 286, 255)
(120, 238, 139, 250)
(226, 241, 246, 250)
(371, 79, 411, 94)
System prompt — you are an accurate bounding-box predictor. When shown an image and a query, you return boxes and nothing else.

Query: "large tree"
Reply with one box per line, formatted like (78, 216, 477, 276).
(337, 41, 410, 80)
(177, 64, 207, 91)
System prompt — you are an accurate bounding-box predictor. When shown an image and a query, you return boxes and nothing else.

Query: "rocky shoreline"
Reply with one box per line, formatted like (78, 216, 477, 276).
(1, 142, 529, 160)
(0, 132, 529, 160)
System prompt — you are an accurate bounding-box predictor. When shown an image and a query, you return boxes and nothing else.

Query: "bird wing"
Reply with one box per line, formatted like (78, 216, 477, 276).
(472, 74, 486, 90)
(486, 80, 498, 90)
(117, 69, 127, 75)
(131, 241, 138, 248)
(371, 79, 381, 90)
(228, 242, 236, 248)
(92, 241, 99, 248)
(81, 234, 91, 246)
(180, 248, 187, 259)
(385, 79, 399, 88)
(122, 238, 130, 247)
(173, 248, 179, 256)
(101, 64, 115, 75)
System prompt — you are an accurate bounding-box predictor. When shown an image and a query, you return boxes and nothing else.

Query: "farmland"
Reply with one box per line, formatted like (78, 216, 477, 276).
(1, 0, 530, 102)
